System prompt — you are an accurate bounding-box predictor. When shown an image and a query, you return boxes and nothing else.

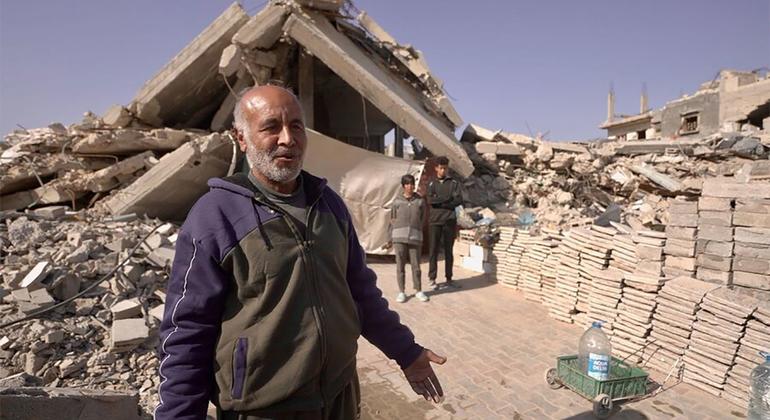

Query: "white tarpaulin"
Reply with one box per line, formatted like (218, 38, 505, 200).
(304, 129, 423, 254)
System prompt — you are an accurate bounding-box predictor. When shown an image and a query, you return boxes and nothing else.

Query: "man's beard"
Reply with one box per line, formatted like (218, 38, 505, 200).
(245, 143, 303, 183)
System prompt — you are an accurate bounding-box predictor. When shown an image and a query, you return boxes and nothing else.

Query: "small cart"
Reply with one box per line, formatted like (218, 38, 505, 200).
(545, 355, 649, 419)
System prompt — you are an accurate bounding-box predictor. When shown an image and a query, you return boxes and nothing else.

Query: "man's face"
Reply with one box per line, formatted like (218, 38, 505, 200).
(403, 183, 415, 197)
(237, 87, 308, 184)
(435, 164, 448, 179)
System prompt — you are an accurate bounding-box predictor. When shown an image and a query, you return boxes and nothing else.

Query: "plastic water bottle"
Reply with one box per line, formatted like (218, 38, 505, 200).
(578, 321, 612, 381)
(748, 351, 770, 420)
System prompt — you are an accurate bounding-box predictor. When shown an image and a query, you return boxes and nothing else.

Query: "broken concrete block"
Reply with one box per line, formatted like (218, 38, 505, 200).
(0, 336, 10, 350)
(64, 244, 90, 264)
(133, 3, 249, 127)
(110, 319, 149, 353)
(0, 387, 141, 420)
(25, 352, 46, 375)
(31, 205, 68, 219)
(66, 232, 82, 247)
(110, 299, 142, 320)
(146, 246, 176, 268)
(51, 274, 80, 301)
(121, 264, 143, 283)
(149, 304, 165, 321)
(20, 262, 50, 290)
(28, 288, 54, 307)
(102, 104, 133, 128)
(104, 133, 233, 222)
(43, 330, 64, 344)
(58, 358, 86, 378)
(219, 44, 242, 77)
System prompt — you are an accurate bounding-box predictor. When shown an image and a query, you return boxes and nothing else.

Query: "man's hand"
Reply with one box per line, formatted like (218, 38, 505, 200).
(403, 349, 446, 403)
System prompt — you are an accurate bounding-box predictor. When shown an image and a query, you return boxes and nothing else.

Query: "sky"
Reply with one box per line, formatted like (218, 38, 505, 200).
(1, 0, 768, 141)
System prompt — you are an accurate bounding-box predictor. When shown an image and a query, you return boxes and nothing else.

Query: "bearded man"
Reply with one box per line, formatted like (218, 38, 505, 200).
(154, 85, 446, 420)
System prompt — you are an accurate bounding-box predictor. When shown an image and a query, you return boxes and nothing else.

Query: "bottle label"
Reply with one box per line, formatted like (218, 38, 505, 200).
(588, 353, 610, 380)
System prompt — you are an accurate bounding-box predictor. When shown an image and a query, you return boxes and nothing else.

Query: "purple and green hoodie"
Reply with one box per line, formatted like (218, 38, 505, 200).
(154, 172, 423, 419)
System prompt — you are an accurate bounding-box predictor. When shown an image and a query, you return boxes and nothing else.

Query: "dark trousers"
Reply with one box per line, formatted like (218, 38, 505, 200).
(428, 222, 456, 283)
(394, 242, 421, 292)
(217, 374, 360, 420)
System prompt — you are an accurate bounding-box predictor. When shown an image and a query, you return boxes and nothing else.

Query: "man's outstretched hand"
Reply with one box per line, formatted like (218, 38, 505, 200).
(403, 349, 446, 403)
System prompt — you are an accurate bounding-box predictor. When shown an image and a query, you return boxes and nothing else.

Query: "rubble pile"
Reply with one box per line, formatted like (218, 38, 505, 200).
(0, 116, 216, 215)
(0, 211, 176, 414)
(458, 122, 770, 230)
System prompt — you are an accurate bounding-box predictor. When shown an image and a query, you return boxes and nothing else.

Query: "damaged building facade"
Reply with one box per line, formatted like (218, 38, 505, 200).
(601, 69, 770, 141)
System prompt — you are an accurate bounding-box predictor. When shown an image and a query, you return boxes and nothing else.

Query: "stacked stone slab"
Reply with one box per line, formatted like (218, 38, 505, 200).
(610, 226, 666, 364)
(682, 287, 758, 397)
(647, 277, 719, 374)
(696, 196, 735, 285)
(664, 199, 698, 278)
(723, 297, 770, 408)
(732, 199, 770, 291)
(572, 226, 614, 327)
(519, 231, 547, 302)
(495, 227, 520, 288)
(540, 228, 563, 314)
(550, 229, 582, 323)
(492, 227, 516, 287)
(586, 266, 624, 331)
(504, 229, 528, 289)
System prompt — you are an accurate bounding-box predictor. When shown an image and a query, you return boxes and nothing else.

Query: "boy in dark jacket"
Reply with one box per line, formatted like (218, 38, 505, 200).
(427, 156, 463, 289)
(390, 174, 429, 303)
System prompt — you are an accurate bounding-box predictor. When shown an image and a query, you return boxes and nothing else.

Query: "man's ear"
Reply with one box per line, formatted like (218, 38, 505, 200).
(233, 128, 248, 152)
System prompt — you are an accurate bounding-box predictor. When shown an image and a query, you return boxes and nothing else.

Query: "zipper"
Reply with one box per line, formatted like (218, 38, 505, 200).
(231, 337, 248, 399)
(253, 192, 329, 403)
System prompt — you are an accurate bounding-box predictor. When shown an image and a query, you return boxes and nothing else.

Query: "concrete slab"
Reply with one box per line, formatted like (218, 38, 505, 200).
(284, 12, 473, 177)
(131, 3, 249, 127)
(104, 133, 233, 222)
(231, 4, 288, 50)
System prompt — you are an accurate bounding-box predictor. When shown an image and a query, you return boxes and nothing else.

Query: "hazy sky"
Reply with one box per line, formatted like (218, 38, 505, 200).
(1, 0, 768, 140)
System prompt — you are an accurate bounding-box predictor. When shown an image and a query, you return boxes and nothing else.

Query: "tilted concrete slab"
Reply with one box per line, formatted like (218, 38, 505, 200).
(0, 387, 140, 420)
(131, 3, 249, 127)
(104, 133, 233, 222)
(284, 12, 473, 177)
(231, 4, 288, 50)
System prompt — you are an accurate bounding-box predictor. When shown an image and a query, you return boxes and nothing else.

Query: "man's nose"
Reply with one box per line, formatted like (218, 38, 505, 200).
(277, 124, 295, 146)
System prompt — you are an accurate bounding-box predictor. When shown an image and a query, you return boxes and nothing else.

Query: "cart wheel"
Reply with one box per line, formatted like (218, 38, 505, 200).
(544, 368, 562, 389)
(592, 393, 613, 419)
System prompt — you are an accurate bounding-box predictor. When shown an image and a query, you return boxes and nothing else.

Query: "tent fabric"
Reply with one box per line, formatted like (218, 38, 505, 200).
(304, 129, 423, 254)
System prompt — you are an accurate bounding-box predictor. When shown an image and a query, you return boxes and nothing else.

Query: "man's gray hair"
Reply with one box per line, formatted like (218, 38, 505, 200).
(232, 87, 253, 139)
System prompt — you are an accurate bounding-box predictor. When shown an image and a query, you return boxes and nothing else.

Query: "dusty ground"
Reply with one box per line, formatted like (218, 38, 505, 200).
(356, 260, 748, 420)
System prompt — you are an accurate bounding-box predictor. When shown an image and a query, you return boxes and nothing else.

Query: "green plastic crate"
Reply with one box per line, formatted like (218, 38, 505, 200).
(556, 355, 648, 401)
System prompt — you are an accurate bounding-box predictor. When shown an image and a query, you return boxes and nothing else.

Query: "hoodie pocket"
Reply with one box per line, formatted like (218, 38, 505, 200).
(231, 337, 248, 399)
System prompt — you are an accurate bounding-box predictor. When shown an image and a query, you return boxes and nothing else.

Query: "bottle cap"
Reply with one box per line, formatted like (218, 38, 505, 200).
(761, 351, 770, 362)
(592, 321, 603, 328)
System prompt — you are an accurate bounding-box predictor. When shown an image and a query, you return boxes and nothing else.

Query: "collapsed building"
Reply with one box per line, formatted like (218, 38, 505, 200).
(601, 69, 770, 141)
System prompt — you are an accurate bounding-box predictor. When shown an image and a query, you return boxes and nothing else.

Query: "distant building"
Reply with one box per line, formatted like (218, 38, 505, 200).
(601, 69, 770, 140)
